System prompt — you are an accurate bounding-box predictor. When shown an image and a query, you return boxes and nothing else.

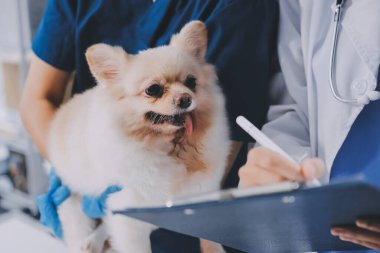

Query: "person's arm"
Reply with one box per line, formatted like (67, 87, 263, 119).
(238, 0, 325, 187)
(260, 0, 313, 162)
(20, 54, 71, 158)
(20, 0, 76, 158)
(238, 1, 380, 250)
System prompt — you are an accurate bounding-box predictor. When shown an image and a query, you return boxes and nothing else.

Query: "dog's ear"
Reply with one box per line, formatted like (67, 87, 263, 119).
(170, 21, 208, 59)
(86, 44, 128, 86)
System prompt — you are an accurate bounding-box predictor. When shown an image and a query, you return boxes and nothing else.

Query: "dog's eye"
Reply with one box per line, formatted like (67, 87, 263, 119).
(184, 76, 197, 91)
(145, 84, 163, 97)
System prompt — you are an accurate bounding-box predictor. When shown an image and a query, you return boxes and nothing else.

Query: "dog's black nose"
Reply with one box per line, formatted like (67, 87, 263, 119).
(175, 93, 192, 109)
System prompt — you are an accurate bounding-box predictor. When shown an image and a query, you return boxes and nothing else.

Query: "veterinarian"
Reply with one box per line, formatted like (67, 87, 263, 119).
(239, 1, 380, 252)
(20, 1, 279, 252)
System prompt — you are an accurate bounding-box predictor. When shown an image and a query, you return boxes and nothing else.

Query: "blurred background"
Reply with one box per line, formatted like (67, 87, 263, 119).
(0, 0, 66, 251)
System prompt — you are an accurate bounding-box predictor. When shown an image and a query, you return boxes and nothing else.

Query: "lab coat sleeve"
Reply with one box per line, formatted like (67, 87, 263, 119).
(260, 1, 313, 162)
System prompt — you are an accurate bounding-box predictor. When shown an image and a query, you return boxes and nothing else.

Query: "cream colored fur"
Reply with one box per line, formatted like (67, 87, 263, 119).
(49, 21, 229, 253)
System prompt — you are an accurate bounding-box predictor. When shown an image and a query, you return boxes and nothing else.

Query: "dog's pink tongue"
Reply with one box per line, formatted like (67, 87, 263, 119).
(185, 114, 193, 136)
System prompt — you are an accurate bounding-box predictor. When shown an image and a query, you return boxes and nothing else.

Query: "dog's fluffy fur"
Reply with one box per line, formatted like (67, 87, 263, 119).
(49, 21, 230, 253)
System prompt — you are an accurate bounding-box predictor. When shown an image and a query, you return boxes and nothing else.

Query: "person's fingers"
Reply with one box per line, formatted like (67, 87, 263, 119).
(238, 165, 286, 188)
(239, 148, 325, 188)
(300, 158, 325, 180)
(246, 147, 304, 181)
(356, 218, 380, 233)
(350, 240, 380, 251)
(331, 227, 380, 245)
(51, 185, 71, 205)
(338, 236, 380, 251)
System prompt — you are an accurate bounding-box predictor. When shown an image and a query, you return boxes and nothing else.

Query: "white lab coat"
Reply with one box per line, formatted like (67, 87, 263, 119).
(263, 0, 380, 183)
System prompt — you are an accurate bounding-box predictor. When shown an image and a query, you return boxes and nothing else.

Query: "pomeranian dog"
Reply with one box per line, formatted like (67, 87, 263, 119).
(48, 21, 230, 253)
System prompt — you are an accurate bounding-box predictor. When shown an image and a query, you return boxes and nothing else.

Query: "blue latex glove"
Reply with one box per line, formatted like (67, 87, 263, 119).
(37, 170, 122, 238)
(36, 170, 70, 238)
(82, 185, 122, 219)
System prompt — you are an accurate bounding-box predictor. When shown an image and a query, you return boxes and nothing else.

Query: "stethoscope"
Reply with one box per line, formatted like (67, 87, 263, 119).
(330, 0, 380, 105)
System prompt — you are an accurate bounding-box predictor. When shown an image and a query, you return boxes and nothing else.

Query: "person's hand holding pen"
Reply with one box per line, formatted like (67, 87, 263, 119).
(236, 116, 325, 188)
(237, 116, 380, 250)
(238, 146, 324, 188)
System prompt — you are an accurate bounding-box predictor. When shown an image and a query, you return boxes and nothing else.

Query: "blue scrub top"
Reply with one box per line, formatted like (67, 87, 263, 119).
(33, 0, 279, 143)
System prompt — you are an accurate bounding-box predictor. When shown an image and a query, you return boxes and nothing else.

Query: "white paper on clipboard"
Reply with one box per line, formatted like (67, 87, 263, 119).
(165, 181, 300, 208)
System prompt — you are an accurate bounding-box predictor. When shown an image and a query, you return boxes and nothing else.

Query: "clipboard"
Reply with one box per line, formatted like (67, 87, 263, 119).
(114, 180, 380, 253)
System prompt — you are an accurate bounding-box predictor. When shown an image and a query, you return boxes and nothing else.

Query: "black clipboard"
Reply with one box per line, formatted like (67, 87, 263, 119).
(115, 180, 380, 253)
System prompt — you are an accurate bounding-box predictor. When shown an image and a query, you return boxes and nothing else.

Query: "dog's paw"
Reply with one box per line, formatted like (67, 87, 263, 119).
(103, 249, 117, 253)
(200, 240, 226, 253)
(79, 237, 104, 253)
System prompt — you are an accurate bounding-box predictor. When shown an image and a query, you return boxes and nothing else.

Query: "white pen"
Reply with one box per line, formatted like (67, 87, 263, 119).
(236, 116, 320, 187)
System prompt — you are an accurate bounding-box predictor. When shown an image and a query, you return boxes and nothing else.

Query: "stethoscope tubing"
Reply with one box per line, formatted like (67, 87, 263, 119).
(329, 0, 359, 104)
(329, 0, 380, 105)
(329, 0, 362, 104)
